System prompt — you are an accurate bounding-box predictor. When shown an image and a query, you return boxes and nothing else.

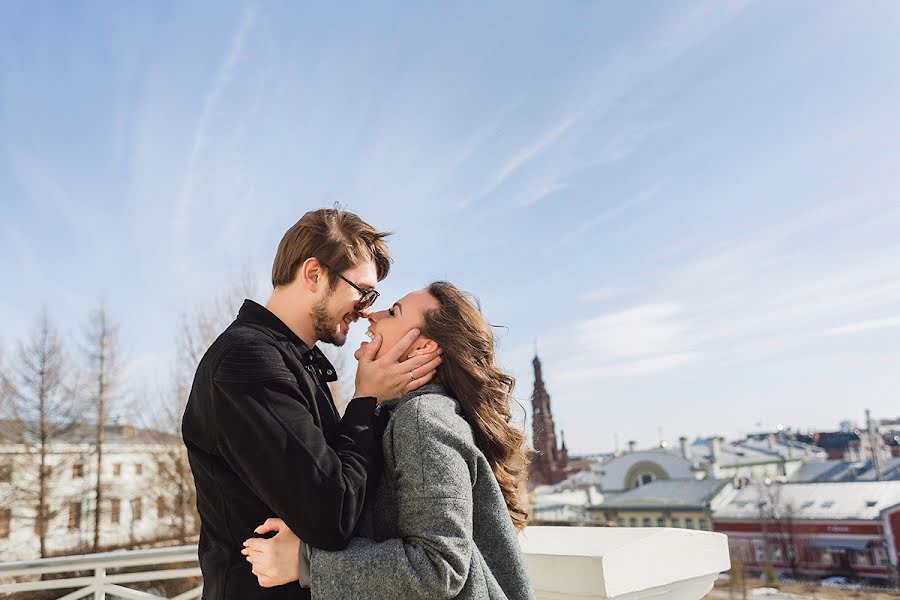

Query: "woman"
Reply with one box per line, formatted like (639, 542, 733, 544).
(241, 281, 535, 599)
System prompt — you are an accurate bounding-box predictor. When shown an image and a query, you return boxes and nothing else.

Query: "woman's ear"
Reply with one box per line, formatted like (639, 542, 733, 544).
(407, 338, 439, 359)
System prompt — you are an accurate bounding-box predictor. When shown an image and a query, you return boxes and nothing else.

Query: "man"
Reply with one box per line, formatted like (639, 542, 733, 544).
(182, 208, 442, 599)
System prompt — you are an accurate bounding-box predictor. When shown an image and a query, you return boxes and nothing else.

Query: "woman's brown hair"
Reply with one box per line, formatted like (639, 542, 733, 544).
(421, 281, 531, 531)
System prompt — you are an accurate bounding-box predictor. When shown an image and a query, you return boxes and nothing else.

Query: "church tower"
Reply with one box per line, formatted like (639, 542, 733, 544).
(529, 354, 568, 486)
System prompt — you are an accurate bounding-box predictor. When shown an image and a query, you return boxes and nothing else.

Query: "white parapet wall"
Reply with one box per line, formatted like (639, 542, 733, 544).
(521, 526, 731, 600)
(0, 527, 730, 599)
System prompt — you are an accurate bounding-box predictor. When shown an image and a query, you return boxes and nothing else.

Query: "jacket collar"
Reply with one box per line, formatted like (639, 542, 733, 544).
(235, 300, 338, 382)
(378, 382, 457, 413)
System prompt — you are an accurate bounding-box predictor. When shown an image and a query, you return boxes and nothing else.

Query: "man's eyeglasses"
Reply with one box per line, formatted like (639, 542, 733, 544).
(321, 262, 379, 312)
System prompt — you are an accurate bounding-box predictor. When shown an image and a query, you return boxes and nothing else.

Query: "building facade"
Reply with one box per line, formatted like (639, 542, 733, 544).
(714, 481, 900, 583)
(0, 421, 195, 561)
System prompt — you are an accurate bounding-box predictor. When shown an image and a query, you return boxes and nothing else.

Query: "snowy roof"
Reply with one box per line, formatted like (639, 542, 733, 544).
(597, 478, 733, 510)
(715, 481, 900, 521)
(788, 458, 900, 483)
(688, 436, 826, 468)
(0, 419, 179, 446)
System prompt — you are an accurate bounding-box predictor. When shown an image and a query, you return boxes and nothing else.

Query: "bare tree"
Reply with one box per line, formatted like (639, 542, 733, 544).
(80, 300, 122, 552)
(1, 309, 79, 558)
(136, 274, 261, 544)
(756, 482, 801, 581)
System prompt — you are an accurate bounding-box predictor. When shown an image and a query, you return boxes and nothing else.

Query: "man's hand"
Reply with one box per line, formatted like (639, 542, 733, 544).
(242, 518, 301, 588)
(354, 328, 442, 403)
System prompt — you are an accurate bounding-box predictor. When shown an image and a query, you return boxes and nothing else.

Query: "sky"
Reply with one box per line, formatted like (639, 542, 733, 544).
(2, 1, 899, 454)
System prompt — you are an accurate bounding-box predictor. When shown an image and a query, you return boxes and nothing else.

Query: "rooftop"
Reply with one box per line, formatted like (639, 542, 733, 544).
(596, 478, 733, 510)
(715, 480, 900, 521)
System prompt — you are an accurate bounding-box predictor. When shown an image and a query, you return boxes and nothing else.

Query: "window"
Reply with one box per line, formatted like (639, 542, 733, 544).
(616, 517, 625, 527)
(157, 497, 168, 519)
(821, 549, 832, 564)
(0, 508, 10, 538)
(0, 462, 12, 483)
(671, 517, 680, 528)
(113, 463, 122, 477)
(132, 497, 142, 521)
(855, 550, 871, 566)
(72, 463, 84, 478)
(699, 519, 709, 530)
(629, 517, 638, 527)
(135, 463, 143, 476)
(771, 545, 783, 563)
(111, 499, 121, 524)
(68, 502, 81, 531)
(874, 547, 889, 566)
(642, 518, 652, 527)
(753, 541, 767, 563)
(685, 518, 694, 529)
(657, 517, 666, 527)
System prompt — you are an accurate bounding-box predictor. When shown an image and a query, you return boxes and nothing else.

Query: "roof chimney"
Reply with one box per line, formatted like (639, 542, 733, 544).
(709, 436, 723, 479)
(679, 436, 690, 460)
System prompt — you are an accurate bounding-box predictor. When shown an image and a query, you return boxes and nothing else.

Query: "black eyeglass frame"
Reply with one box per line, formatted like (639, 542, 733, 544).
(320, 262, 380, 312)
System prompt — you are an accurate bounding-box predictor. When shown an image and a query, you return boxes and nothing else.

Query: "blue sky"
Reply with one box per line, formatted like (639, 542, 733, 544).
(2, 1, 899, 453)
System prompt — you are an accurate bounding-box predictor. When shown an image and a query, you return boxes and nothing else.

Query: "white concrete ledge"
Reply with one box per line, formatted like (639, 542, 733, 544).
(521, 526, 731, 600)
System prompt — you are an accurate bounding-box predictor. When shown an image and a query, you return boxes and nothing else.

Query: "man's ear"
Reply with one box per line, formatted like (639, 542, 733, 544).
(407, 338, 439, 359)
(299, 257, 324, 292)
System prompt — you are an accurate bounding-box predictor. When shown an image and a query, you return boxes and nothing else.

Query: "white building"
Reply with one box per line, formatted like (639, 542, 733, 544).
(0, 420, 190, 561)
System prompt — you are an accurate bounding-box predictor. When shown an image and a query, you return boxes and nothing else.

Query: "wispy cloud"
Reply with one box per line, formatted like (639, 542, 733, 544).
(174, 3, 257, 233)
(823, 316, 900, 337)
(577, 302, 693, 360)
(493, 116, 577, 190)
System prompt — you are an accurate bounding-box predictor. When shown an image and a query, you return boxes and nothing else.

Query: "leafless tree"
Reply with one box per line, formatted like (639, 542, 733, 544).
(755, 481, 800, 580)
(1, 309, 79, 558)
(137, 274, 261, 544)
(79, 299, 123, 552)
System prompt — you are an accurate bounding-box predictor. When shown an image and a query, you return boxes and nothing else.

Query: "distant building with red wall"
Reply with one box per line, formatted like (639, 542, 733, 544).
(714, 481, 900, 582)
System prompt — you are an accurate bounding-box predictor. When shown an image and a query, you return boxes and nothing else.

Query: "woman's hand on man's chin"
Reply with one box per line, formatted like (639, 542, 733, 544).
(242, 517, 302, 587)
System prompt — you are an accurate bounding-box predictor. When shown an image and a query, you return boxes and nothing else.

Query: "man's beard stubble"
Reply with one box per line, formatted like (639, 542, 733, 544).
(311, 294, 346, 347)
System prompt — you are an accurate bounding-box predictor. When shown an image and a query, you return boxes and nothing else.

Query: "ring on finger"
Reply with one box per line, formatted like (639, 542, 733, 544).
(408, 371, 415, 381)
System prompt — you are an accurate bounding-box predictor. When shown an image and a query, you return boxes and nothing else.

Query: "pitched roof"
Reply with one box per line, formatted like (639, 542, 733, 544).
(0, 419, 179, 446)
(715, 481, 900, 521)
(788, 458, 900, 483)
(597, 478, 734, 510)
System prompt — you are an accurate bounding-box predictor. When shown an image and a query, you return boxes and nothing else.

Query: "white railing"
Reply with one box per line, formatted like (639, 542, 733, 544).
(0, 545, 202, 600)
(0, 527, 731, 599)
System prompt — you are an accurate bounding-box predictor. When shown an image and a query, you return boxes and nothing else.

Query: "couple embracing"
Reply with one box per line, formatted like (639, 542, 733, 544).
(181, 207, 535, 599)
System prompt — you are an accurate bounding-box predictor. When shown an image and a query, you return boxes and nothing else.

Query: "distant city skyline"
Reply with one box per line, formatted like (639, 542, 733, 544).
(2, 2, 900, 453)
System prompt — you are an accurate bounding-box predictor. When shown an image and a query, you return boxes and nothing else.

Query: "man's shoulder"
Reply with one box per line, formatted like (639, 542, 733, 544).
(206, 325, 295, 384)
(391, 391, 473, 446)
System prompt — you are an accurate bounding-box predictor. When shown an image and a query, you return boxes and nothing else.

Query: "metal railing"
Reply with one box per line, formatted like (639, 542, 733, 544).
(0, 545, 201, 600)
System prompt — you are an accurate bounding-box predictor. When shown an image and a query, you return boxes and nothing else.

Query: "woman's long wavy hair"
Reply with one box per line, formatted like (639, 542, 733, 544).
(421, 281, 531, 531)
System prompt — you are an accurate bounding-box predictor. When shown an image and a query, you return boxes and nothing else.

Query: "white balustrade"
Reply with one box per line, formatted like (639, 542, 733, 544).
(1, 526, 731, 599)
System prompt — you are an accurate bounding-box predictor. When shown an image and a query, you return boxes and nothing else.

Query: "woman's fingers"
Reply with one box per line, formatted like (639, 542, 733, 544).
(254, 517, 286, 535)
(404, 369, 435, 393)
(408, 354, 442, 380)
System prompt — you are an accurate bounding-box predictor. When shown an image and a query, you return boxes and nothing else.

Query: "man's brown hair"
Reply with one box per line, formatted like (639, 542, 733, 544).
(271, 206, 391, 288)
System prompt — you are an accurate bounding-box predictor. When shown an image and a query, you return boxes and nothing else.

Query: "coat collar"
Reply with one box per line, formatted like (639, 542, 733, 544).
(235, 299, 338, 383)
